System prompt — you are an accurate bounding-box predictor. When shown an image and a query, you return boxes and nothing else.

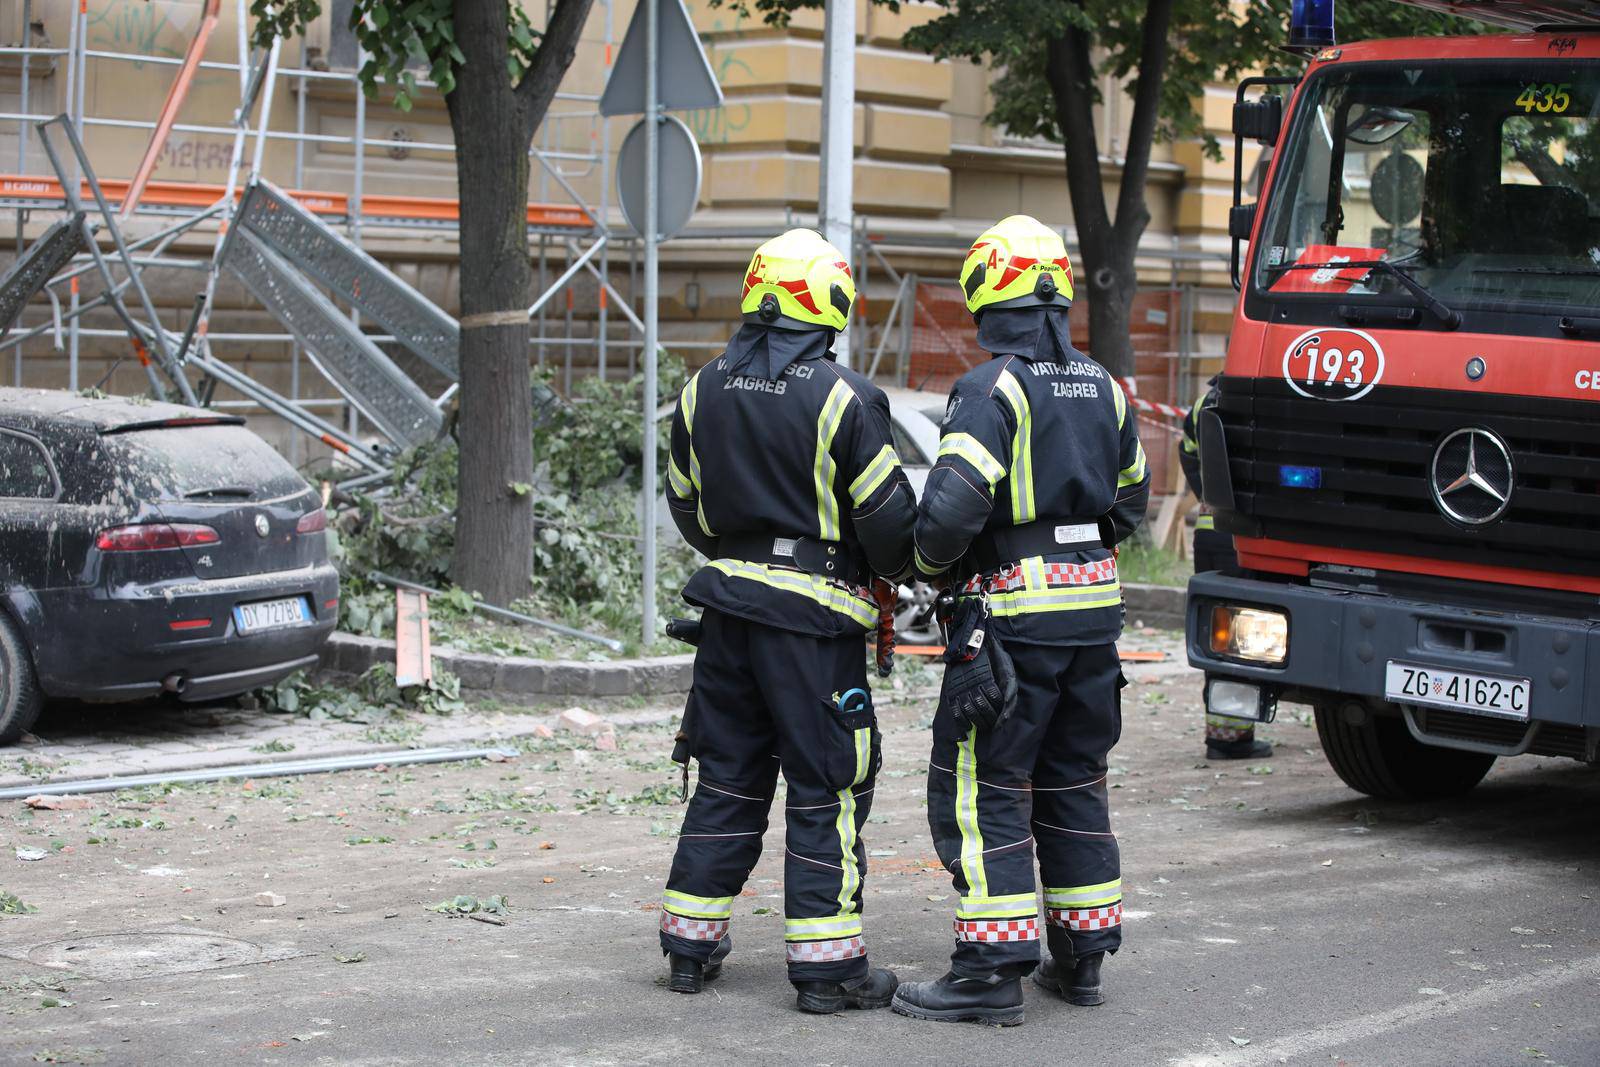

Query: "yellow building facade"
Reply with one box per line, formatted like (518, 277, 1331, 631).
(0, 0, 1242, 457)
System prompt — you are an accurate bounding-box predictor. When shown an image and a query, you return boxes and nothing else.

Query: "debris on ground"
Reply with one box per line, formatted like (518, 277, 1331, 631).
(531, 723, 555, 740)
(1, 889, 38, 915)
(22, 795, 93, 811)
(255, 891, 287, 908)
(426, 894, 510, 918)
(595, 727, 618, 752)
(15, 848, 47, 862)
(558, 707, 607, 735)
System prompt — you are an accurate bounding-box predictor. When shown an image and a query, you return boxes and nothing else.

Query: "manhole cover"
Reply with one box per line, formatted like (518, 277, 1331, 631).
(22, 931, 292, 981)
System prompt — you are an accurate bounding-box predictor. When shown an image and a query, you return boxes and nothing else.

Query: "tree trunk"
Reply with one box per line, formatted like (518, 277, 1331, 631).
(1043, 0, 1175, 381)
(446, 0, 536, 606)
(1083, 262, 1137, 381)
(442, 0, 594, 606)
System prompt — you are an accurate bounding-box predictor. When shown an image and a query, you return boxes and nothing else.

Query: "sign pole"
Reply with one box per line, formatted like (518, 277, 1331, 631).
(820, 0, 856, 368)
(641, 0, 660, 647)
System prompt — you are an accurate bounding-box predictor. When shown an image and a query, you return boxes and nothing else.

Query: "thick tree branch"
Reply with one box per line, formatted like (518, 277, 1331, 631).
(516, 0, 597, 138)
(1044, 26, 1112, 257)
(1113, 0, 1174, 244)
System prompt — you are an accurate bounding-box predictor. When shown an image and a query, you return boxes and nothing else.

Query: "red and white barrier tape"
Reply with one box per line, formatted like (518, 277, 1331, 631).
(1118, 377, 1186, 419)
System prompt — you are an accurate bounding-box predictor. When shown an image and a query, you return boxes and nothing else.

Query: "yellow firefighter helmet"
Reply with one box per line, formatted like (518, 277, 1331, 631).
(958, 214, 1075, 318)
(740, 229, 856, 332)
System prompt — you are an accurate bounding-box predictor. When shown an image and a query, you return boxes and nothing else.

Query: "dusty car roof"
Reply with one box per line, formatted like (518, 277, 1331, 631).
(0, 388, 239, 431)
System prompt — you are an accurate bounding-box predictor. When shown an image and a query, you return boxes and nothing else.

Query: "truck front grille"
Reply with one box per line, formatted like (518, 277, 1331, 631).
(1215, 377, 1600, 577)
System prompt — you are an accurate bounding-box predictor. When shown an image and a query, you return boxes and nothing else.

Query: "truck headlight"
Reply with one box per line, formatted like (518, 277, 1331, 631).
(1209, 606, 1288, 664)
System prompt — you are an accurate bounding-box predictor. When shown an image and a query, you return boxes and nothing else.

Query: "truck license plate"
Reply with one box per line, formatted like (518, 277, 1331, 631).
(234, 596, 311, 635)
(1384, 661, 1530, 721)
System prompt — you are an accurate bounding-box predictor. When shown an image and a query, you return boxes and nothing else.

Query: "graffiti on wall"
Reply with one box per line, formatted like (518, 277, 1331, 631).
(680, 14, 751, 146)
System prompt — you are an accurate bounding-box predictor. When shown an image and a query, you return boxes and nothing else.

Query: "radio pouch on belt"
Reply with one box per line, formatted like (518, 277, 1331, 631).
(939, 595, 1018, 732)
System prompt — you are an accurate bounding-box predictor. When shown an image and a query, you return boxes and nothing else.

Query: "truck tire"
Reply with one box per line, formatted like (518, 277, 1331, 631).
(1314, 700, 1495, 800)
(0, 611, 43, 746)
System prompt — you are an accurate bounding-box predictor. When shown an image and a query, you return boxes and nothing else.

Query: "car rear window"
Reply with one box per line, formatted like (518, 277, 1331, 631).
(109, 424, 308, 502)
(0, 430, 56, 498)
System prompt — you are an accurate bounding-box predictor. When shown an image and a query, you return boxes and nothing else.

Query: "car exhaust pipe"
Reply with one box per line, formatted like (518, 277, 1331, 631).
(161, 672, 188, 695)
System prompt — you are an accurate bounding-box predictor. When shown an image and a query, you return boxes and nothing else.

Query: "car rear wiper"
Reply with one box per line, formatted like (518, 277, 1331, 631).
(1272, 259, 1463, 330)
(184, 486, 253, 499)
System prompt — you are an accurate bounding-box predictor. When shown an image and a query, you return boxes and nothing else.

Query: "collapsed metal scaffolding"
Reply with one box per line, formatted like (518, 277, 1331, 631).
(0, 0, 622, 479)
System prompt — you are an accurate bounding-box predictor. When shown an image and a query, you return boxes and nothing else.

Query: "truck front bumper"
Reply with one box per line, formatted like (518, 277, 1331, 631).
(1186, 572, 1600, 757)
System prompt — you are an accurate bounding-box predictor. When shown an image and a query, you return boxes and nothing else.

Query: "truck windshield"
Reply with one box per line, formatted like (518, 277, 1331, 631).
(1254, 60, 1600, 319)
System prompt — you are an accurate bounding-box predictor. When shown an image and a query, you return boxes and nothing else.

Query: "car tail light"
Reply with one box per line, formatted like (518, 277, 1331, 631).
(96, 523, 220, 552)
(295, 508, 327, 535)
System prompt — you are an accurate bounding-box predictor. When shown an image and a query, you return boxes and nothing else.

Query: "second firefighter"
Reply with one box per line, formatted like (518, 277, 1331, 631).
(891, 215, 1151, 1027)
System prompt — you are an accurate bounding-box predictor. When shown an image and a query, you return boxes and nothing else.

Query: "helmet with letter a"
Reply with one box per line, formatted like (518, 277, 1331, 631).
(958, 214, 1075, 319)
(740, 229, 856, 333)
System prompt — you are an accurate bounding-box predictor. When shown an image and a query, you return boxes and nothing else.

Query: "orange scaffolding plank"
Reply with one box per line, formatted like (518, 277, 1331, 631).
(0, 175, 591, 229)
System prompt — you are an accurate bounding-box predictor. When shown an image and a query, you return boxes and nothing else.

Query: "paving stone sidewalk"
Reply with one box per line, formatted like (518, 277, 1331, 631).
(0, 626, 1186, 793)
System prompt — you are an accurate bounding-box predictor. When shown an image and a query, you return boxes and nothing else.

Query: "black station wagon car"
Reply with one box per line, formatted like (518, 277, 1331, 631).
(0, 388, 339, 743)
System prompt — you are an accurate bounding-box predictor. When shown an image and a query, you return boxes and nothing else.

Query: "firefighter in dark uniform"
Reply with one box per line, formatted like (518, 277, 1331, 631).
(1180, 388, 1272, 760)
(889, 215, 1151, 1027)
(658, 229, 917, 1015)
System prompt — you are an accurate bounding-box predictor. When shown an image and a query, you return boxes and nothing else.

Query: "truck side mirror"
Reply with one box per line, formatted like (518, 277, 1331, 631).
(1228, 203, 1257, 242)
(1233, 94, 1283, 147)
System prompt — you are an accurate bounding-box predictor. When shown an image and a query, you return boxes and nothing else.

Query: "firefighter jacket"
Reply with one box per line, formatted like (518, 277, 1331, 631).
(1180, 383, 1217, 531)
(913, 306, 1151, 646)
(667, 323, 918, 639)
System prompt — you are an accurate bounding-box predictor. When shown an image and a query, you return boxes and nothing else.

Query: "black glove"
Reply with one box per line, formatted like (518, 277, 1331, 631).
(940, 597, 1018, 732)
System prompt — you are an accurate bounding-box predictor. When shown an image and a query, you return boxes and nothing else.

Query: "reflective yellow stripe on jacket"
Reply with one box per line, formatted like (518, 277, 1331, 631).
(814, 380, 853, 540)
(982, 556, 1122, 618)
(993, 369, 1035, 523)
(938, 432, 1006, 489)
(707, 559, 877, 628)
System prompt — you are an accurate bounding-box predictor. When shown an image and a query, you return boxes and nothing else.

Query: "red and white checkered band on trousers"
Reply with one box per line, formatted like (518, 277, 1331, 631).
(1046, 903, 1123, 931)
(954, 918, 1040, 943)
(961, 558, 1119, 595)
(786, 936, 866, 963)
(661, 911, 730, 941)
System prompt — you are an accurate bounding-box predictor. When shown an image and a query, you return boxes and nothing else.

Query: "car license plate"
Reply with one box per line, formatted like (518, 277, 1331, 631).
(1384, 661, 1530, 721)
(234, 596, 311, 635)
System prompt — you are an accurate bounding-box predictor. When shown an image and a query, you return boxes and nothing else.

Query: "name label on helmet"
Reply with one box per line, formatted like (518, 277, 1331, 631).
(725, 375, 788, 395)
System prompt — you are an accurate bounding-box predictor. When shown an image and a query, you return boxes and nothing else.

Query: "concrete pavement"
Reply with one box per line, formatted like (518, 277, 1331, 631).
(0, 630, 1596, 1066)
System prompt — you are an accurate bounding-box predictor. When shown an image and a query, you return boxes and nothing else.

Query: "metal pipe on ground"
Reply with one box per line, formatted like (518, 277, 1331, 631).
(369, 572, 625, 653)
(0, 746, 519, 802)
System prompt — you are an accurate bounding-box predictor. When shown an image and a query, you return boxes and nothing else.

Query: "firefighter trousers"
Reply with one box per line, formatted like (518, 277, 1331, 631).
(926, 639, 1124, 979)
(660, 608, 882, 983)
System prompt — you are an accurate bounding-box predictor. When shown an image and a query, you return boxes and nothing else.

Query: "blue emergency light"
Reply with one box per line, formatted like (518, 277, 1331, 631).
(1279, 465, 1323, 489)
(1289, 0, 1336, 49)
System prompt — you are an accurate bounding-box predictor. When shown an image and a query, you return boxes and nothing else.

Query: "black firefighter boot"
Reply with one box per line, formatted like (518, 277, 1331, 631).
(666, 936, 732, 994)
(890, 971, 1025, 1026)
(794, 968, 899, 1014)
(1031, 951, 1105, 1007)
(1205, 736, 1274, 760)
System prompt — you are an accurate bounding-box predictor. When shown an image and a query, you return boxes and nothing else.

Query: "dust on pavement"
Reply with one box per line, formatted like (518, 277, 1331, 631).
(1, 633, 1597, 1066)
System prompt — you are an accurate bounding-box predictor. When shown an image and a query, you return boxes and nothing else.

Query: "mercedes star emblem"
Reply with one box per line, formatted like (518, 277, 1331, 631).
(1429, 427, 1513, 526)
(255, 514, 271, 537)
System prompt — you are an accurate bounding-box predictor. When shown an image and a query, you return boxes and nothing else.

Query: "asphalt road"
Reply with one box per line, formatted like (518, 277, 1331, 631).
(1, 635, 1597, 1066)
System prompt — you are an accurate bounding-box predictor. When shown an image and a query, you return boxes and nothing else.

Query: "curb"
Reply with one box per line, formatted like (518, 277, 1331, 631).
(1122, 583, 1187, 632)
(319, 632, 695, 698)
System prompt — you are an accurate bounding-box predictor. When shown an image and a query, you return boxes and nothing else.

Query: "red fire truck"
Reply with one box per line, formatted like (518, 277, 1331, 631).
(1187, 1, 1600, 798)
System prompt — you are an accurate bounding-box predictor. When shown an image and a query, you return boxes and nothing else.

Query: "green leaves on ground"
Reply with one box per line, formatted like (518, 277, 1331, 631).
(263, 665, 464, 721)
(427, 894, 509, 917)
(0, 890, 37, 917)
